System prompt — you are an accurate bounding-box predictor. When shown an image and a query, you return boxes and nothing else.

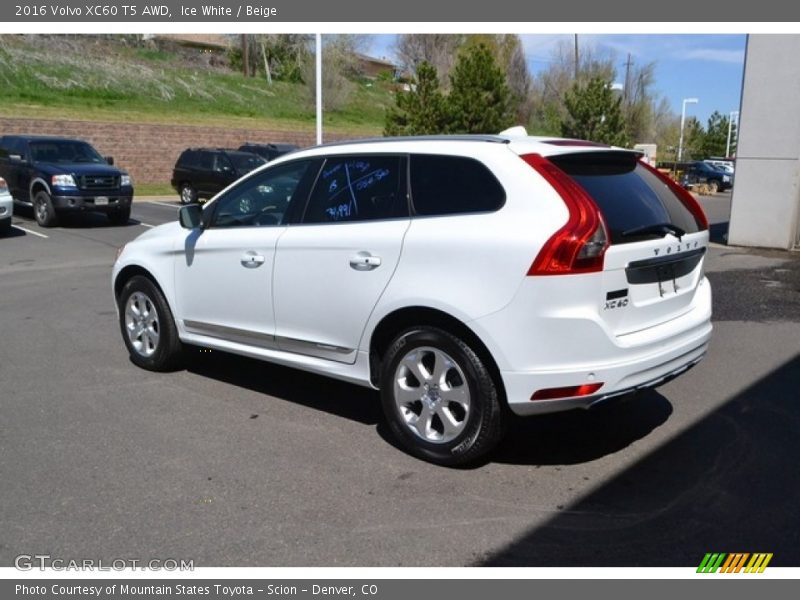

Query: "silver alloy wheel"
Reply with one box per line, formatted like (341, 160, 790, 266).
(180, 185, 193, 204)
(35, 197, 48, 222)
(124, 291, 160, 357)
(393, 346, 471, 444)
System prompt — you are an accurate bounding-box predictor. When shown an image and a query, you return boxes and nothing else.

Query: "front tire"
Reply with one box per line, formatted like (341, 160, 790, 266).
(118, 275, 183, 371)
(380, 327, 506, 466)
(33, 191, 58, 227)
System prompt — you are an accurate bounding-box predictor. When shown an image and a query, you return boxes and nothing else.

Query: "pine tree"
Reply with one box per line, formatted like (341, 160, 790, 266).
(561, 77, 630, 147)
(446, 44, 515, 134)
(384, 62, 447, 136)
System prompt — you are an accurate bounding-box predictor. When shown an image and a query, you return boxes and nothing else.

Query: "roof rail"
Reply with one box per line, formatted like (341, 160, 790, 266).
(314, 135, 511, 149)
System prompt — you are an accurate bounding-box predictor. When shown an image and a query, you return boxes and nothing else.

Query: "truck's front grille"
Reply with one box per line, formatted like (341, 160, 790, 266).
(78, 175, 119, 190)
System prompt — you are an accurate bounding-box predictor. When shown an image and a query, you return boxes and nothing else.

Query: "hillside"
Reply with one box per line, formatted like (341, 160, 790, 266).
(0, 35, 393, 134)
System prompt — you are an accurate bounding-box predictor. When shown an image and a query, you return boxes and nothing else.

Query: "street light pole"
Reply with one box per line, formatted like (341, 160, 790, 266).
(726, 110, 739, 158)
(316, 33, 323, 146)
(678, 97, 699, 163)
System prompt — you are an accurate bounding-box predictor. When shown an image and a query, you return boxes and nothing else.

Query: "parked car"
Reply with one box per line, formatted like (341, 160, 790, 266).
(171, 148, 266, 204)
(114, 132, 712, 466)
(0, 135, 134, 227)
(238, 142, 299, 162)
(0, 177, 12, 235)
(683, 161, 732, 192)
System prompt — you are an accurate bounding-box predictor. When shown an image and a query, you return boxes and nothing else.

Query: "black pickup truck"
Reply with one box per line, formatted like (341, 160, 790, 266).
(0, 135, 134, 227)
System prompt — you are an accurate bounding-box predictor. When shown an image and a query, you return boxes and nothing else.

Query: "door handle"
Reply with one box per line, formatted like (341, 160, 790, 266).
(241, 251, 266, 268)
(349, 252, 382, 271)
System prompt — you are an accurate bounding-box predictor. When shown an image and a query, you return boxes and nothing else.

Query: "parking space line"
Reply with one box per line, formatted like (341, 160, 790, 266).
(12, 225, 49, 239)
(140, 223, 155, 228)
(144, 201, 179, 209)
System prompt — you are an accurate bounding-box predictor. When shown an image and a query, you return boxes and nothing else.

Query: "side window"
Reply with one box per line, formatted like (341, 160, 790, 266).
(214, 153, 234, 173)
(197, 151, 214, 171)
(410, 154, 505, 216)
(179, 150, 198, 169)
(209, 160, 312, 228)
(303, 155, 405, 224)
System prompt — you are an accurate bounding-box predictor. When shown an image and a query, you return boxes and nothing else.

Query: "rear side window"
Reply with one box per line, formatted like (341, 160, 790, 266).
(549, 152, 702, 244)
(303, 155, 405, 224)
(410, 155, 505, 216)
(178, 150, 199, 169)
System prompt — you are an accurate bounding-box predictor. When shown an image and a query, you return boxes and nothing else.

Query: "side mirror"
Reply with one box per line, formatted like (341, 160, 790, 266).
(179, 204, 203, 229)
(105, 156, 114, 165)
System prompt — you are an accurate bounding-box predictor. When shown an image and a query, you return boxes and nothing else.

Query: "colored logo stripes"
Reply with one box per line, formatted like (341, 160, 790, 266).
(697, 553, 773, 573)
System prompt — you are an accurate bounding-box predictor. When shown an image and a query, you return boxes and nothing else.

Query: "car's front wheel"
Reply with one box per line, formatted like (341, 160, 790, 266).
(118, 275, 183, 371)
(380, 327, 506, 466)
(33, 191, 58, 227)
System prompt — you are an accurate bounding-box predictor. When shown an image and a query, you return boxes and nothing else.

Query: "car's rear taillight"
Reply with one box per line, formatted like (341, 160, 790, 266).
(0, 177, 8, 194)
(521, 153, 608, 275)
(638, 160, 709, 230)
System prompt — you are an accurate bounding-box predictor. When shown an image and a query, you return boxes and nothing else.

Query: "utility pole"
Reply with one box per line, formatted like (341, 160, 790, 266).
(623, 53, 633, 105)
(574, 34, 579, 81)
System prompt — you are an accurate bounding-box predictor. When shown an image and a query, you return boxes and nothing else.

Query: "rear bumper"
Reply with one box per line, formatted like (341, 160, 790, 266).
(470, 273, 713, 417)
(52, 193, 133, 212)
(501, 319, 711, 416)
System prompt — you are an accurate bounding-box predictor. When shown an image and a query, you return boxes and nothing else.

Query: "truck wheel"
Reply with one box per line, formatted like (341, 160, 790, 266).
(107, 206, 131, 226)
(33, 191, 58, 227)
(118, 275, 183, 371)
(380, 326, 507, 466)
(179, 183, 197, 205)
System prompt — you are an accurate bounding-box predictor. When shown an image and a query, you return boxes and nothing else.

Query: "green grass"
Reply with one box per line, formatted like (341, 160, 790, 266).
(0, 35, 392, 134)
(134, 183, 175, 196)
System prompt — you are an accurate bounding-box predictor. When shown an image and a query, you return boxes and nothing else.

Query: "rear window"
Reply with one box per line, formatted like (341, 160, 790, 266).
(410, 155, 505, 216)
(178, 150, 199, 168)
(548, 151, 702, 244)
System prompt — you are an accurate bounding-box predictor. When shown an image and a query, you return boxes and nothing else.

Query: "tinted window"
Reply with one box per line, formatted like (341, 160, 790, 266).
(228, 153, 266, 173)
(549, 151, 701, 244)
(30, 140, 104, 164)
(303, 156, 405, 224)
(209, 160, 312, 228)
(410, 155, 505, 216)
(178, 150, 199, 169)
(197, 151, 214, 171)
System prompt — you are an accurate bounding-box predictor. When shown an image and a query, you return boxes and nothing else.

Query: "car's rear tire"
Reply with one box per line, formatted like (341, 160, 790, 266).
(380, 326, 506, 466)
(118, 275, 183, 371)
(107, 206, 131, 226)
(179, 183, 197, 205)
(33, 191, 58, 227)
(0, 218, 10, 236)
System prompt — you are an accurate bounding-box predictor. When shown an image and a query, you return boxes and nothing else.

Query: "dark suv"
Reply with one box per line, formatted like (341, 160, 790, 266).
(0, 135, 134, 227)
(682, 161, 732, 193)
(171, 148, 266, 204)
(237, 142, 298, 162)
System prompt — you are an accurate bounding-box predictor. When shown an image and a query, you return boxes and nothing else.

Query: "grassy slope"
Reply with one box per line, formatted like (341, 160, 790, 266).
(0, 36, 393, 134)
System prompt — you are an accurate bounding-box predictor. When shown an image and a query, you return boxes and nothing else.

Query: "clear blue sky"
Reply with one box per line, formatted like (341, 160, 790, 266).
(368, 34, 746, 126)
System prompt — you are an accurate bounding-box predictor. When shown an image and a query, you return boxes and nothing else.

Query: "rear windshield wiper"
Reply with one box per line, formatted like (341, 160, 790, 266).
(622, 223, 686, 240)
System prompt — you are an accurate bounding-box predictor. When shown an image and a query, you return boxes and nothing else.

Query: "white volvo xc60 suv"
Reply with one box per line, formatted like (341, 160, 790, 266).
(113, 132, 712, 465)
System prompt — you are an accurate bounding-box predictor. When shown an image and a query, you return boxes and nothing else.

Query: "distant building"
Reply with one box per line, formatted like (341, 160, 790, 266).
(355, 53, 399, 79)
(729, 35, 800, 250)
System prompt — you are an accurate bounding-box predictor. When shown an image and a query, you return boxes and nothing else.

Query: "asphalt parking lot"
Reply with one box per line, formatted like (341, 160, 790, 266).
(1, 192, 799, 567)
